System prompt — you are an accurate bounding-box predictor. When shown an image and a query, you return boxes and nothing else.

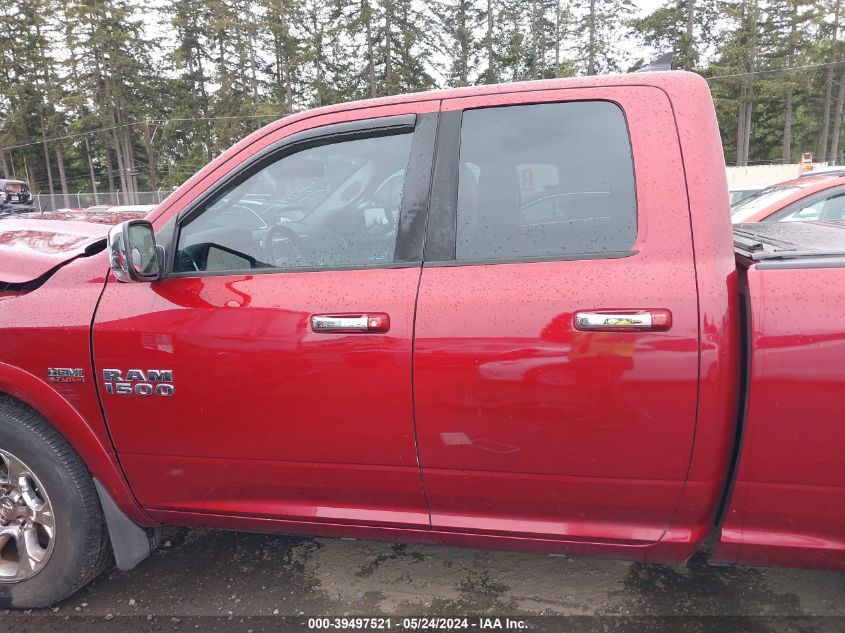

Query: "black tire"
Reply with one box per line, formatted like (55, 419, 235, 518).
(0, 396, 111, 608)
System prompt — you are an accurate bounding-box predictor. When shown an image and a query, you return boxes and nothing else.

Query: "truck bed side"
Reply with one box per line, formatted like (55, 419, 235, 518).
(714, 234, 845, 570)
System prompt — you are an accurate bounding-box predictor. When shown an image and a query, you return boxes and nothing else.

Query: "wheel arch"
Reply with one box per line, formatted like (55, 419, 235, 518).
(0, 360, 156, 528)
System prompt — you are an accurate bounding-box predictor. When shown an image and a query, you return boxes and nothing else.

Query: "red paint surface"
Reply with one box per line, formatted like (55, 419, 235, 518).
(713, 265, 845, 570)
(93, 267, 429, 527)
(0, 72, 840, 571)
(0, 219, 109, 284)
(412, 86, 703, 546)
(0, 253, 153, 525)
(0, 209, 145, 285)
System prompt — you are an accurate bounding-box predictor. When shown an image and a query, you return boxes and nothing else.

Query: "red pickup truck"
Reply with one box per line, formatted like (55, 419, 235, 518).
(1, 72, 844, 608)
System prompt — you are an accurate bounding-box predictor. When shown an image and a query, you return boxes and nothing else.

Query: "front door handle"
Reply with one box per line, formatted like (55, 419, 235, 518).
(311, 313, 390, 333)
(574, 309, 672, 332)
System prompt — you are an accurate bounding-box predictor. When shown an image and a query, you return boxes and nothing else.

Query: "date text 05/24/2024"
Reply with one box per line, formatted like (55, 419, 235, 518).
(307, 617, 528, 630)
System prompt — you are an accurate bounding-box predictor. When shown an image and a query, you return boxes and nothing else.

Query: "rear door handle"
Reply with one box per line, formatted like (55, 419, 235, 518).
(311, 313, 390, 333)
(574, 309, 672, 332)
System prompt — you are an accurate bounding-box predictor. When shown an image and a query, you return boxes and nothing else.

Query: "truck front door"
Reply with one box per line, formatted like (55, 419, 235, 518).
(93, 109, 437, 530)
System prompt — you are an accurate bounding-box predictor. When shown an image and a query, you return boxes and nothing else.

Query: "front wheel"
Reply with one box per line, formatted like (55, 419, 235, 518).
(0, 398, 111, 608)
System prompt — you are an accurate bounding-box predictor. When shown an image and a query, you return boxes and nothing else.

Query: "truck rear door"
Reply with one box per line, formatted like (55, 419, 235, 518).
(413, 87, 701, 544)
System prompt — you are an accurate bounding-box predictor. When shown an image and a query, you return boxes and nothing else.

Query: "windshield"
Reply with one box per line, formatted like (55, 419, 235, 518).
(731, 185, 801, 222)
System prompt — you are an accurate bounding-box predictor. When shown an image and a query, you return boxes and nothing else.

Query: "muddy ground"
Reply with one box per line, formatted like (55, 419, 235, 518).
(2, 526, 844, 632)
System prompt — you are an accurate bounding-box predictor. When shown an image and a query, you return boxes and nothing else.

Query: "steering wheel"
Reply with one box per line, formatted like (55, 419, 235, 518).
(176, 248, 201, 272)
(262, 204, 312, 223)
(261, 222, 309, 267)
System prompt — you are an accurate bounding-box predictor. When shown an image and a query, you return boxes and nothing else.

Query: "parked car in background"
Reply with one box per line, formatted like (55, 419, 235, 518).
(729, 187, 763, 204)
(0, 179, 35, 214)
(85, 205, 156, 215)
(798, 166, 845, 179)
(103, 204, 156, 215)
(731, 174, 845, 222)
(2, 72, 845, 609)
(31, 208, 149, 224)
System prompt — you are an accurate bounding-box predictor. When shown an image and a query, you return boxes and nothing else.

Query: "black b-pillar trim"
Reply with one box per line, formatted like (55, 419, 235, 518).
(424, 110, 462, 263)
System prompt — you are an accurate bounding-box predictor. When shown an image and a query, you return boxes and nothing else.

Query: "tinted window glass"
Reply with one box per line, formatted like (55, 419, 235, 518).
(731, 185, 801, 222)
(456, 101, 636, 261)
(770, 189, 845, 222)
(175, 132, 413, 273)
(822, 193, 845, 220)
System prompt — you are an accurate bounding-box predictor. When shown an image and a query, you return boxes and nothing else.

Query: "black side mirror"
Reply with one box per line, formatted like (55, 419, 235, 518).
(108, 220, 162, 282)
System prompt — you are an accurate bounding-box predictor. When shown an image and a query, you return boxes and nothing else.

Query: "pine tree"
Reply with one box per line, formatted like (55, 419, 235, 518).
(63, 0, 159, 198)
(760, 0, 816, 163)
(0, 0, 57, 192)
(819, 0, 842, 162)
(632, 0, 718, 71)
(570, 0, 635, 75)
(434, 0, 480, 87)
(6, 0, 845, 195)
(710, 0, 761, 166)
(496, 0, 528, 81)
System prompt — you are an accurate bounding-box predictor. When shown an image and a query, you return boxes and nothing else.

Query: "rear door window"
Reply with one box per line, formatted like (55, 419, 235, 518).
(455, 101, 637, 262)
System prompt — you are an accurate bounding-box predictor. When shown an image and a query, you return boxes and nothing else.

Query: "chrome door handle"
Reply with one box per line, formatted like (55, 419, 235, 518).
(311, 313, 390, 333)
(312, 315, 368, 331)
(574, 309, 672, 332)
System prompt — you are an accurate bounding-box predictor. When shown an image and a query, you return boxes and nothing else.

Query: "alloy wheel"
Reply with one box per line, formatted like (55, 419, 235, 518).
(0, 448, 55, 582)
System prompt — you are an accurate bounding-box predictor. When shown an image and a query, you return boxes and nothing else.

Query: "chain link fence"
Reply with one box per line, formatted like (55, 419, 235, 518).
(30, 189, 170, 213)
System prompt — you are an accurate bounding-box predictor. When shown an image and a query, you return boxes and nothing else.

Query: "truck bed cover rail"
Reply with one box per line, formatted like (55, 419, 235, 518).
(733, 221, 845, 267)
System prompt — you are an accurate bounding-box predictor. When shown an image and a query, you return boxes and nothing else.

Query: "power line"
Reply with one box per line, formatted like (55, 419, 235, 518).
(0, 122, 143, 152)
(706, 60, 842, 80)
(4, 62, 840, 155)
(0, 113, 285, 154)
(152, 114, 283, 123)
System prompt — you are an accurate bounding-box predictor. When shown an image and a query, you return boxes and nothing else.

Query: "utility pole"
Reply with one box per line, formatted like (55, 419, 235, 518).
(41, 128, 55, 196)
(143, 118, 159, 190)
(83, 135, 100, 204)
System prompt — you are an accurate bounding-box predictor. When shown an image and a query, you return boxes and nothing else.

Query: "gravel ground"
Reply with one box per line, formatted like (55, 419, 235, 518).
(2, 526, 844, 632)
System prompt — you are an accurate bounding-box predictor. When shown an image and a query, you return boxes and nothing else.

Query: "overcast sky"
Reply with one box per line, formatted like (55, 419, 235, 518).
(135, 0, 675, 80)
(636, 0, 665, 12)
(627, 0, 672, 61)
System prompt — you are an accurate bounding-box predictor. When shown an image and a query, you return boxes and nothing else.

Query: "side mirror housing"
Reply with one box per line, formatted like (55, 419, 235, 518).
(108, 220, 162, 282)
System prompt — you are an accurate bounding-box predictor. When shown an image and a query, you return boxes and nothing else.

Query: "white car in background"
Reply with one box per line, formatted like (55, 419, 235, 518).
(86, 204, 156, 215)
(729, 187, 764, 204)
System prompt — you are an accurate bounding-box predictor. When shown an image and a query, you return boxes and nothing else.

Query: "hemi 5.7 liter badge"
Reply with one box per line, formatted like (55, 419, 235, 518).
(48, 368, 84, 383)
(102, 369, 174, 397)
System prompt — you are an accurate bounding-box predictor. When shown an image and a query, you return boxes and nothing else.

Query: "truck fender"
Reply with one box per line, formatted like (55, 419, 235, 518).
(0, 361, 156, 529)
